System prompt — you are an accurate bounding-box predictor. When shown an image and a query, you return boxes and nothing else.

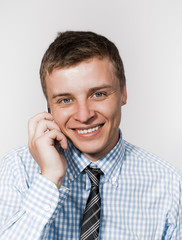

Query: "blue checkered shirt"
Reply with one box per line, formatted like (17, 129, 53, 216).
(0, 131, 181, 239)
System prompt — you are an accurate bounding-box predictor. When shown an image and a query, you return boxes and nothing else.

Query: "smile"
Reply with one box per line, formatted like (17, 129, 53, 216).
(75, 125, 103, 135)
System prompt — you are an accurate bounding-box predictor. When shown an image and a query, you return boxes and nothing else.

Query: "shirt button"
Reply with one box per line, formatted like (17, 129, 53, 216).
(70, 174, 74, 181)
(112, 177, 117, 183)
(43, 204, 51, 211)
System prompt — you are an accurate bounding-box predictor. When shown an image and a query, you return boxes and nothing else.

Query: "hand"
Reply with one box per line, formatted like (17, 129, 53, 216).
(28, 112, 67, 189)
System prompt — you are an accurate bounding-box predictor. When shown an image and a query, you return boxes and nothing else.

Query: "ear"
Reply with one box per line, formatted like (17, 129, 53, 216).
(121, 84, 127, 106)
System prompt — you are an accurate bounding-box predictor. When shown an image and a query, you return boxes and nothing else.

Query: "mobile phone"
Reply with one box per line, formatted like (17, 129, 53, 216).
(47, 105, 51, 113)
(47, 105, 65, 152)
(47, 105, 57, 146)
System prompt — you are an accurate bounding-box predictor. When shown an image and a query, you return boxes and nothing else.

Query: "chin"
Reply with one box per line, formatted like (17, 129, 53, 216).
(76, 144, 102, 154)
(73, 141, 108, 160)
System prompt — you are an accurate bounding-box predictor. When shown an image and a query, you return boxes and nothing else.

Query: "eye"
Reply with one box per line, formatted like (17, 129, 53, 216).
(60, 98, 73, 104)
(94, 92, 105, 98)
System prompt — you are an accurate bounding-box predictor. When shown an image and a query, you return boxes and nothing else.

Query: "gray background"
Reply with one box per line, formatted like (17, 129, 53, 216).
(0, 0, 182, 171)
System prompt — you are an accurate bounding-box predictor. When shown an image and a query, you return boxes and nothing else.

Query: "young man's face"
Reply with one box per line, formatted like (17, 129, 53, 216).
(46, 58, 127, 161)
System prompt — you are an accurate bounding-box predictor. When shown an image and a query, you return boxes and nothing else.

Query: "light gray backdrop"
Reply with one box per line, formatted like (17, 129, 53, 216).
(0, 0, 182, 171)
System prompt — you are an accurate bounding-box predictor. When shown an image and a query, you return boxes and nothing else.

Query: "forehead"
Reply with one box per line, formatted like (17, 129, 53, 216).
(46, 58, 119, 96)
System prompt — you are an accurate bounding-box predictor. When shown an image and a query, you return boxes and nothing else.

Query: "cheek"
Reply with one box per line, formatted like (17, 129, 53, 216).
(52, 108, 71, 127)
(98, 101, 121, 121)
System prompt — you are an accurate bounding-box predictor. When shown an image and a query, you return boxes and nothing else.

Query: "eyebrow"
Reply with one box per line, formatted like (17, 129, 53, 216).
(51, 84, 113, 100)
(87, 85, 113, 95)
(52, 93, 72, 100)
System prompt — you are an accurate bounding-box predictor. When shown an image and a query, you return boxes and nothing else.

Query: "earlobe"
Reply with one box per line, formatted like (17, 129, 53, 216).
(121, 84, 127, 106)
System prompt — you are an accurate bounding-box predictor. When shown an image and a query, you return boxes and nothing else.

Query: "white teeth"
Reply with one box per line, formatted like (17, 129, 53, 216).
(77, 125, 101, 134)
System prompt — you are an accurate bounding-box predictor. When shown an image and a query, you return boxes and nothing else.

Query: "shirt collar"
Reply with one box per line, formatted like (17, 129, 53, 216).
(63, 129, 125, 187)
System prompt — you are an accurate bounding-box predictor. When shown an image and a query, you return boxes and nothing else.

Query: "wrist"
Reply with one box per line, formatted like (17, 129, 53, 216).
(41, 171, 65, 189)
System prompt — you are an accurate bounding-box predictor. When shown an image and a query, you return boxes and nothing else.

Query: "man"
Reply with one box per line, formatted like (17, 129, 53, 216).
(0, 31, 181, 239)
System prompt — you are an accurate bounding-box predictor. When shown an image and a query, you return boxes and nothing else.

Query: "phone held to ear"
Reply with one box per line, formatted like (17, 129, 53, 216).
(47, 106, 51, 114)
(47, 105, 65, 153)
(47, 105, 58, 148)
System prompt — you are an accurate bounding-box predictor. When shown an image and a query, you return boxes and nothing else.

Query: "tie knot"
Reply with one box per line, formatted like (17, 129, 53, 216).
(85, 166, 102, 187)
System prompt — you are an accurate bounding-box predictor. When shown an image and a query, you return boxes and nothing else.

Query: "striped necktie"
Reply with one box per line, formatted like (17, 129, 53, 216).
(80, 166, 102, 240)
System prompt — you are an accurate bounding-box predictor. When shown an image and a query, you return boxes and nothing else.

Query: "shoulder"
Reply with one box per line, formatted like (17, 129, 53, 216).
(1, 145, 33, 165)
(123, 140, 182, 183)
(0, 146, 39, 182)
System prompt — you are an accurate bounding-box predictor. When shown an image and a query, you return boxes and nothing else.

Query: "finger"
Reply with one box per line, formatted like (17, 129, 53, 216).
(46, 129, 68, 149)
(28, 112, 53, 140)
(33, 119, 60, 139)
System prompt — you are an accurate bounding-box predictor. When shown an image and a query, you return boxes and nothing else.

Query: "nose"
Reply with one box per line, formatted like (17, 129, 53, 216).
(73, 101, 95, 123)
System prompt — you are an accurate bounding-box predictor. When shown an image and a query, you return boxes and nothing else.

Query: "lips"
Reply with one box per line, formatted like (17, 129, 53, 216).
(76, 125, 102, 134)
(73, 124, 104, 136)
